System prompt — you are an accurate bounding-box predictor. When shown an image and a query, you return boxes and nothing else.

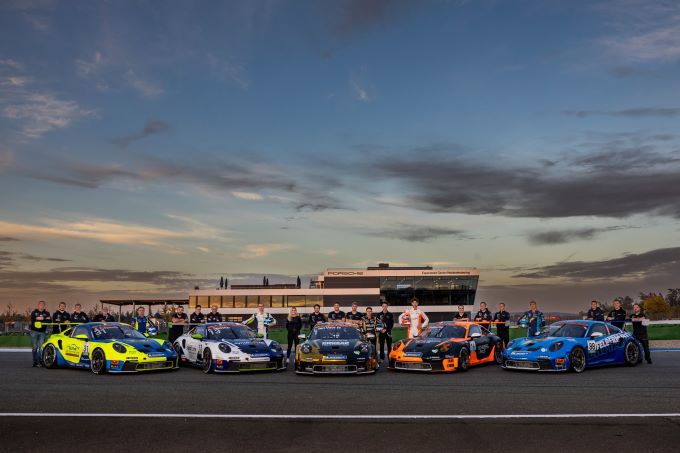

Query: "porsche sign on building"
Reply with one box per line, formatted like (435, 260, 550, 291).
(188, 264, 479, 320)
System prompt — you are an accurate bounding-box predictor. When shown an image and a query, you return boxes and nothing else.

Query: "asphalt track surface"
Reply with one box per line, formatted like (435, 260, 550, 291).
(1, 351, 679, 452)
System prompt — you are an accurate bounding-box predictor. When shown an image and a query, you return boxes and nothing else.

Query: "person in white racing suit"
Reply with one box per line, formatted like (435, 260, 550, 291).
(398, 298, 429, 339)
(243, 302, 277, 338)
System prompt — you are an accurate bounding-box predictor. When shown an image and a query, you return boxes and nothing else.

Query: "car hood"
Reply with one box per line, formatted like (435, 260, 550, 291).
(402, 337, 458, 352)
(222, 338, 271, 354)
(509, 336, 576, 352)
(101, 338, 166, 352)
(308, 339, 362, 354)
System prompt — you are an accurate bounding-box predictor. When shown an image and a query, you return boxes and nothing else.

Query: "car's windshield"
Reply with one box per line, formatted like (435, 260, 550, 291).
(425, 325, 467, 338)
(309, 326, 361, 340)
(207, 325, 255, 340)
(91, 324, 146, 340)
(544, 323, 588, 338)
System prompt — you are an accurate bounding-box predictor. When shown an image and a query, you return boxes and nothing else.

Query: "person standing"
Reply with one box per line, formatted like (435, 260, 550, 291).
(206, 305, 223, 323)
(607, 299, 627, 330)
(52, 302, 71, 334)
(586, 300, 605, 321)
(362, 307, 379, 352)
(493, 302, 511, 346)
(243, 302, 277, 338)
(93, 306, 115, 322)
(132, 307, 151, 335)
(169, 306, 188, 344)
(190, 305, 205, 324)
(328, 303, 346, 322)
(29, 301, 51, 367)
(522, 301, 544, 337)
(308, 304, 326, 330)
(453, 305, 470, 321)
(285, 307, 302, 363)
(376, 301, 394, 361)
(71, 304, 89, 324)
(474, 302, 493, 325)
(346, 302, 363, 327)
(629, 303, 652, 364)
(398, 298, 429, 339)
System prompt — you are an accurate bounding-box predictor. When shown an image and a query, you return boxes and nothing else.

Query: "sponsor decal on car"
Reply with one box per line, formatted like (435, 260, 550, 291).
(587, 332, 627, 357)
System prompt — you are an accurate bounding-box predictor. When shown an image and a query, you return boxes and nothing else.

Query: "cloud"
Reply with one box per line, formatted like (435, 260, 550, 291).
(2, 93, 94, 138)
(511, 246, 680, 281)
(564, 107, 680, 118)
(231, 191, 264, 201)
(75, 51, 104, 78)
(0, 59, 23, 70)
(349, 68, 374, 102)
(364, 224, 471, 242)
(239, 243, 291, 259)
(111, 119, 172, 147)
(205, 52, 250, 89)
(0, 237, 19, 241)
(355, 140, 680, 218)
(124, 69, 164, 98)
(0, 216, 223, 248)
(527, 226, 629, 245)
(0, 249, 70, 269)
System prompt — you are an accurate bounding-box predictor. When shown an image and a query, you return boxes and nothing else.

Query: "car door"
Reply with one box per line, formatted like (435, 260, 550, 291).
(585, 322, 612, 366)
(470, 324, 492, 359)
(184, 326, 205, 363)
(64, 325, 91, 364)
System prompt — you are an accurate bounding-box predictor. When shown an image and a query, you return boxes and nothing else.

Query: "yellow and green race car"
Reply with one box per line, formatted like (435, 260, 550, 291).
(41, 322, 178, 374)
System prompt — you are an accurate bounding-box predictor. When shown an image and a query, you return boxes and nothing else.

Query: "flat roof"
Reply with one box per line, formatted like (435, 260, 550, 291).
(323, 268, 480, 277)
(189, 288, 380, 297)
(100, 299, 189, 306)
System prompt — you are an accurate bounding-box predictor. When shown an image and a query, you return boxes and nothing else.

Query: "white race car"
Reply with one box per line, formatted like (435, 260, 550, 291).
(173, 322, 286, 373)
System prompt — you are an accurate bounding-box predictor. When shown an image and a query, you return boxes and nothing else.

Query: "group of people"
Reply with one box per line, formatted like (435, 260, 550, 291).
(28, 301, 115, 367)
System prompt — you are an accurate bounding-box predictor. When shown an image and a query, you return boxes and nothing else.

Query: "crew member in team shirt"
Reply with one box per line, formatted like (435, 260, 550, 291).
(586, 300, 605, 321)
(52, 302, 71, 334)
(190, 305, 205, 324)
(453, 305, 470, 321)
(169, 305, 188, 343)
(29, 300, 51, 367)
(346, 302, 363, 327)
(522, 300, 544, 337)
(376, 301, 394, 361)
(328, 303, 346, 322)
(629, 303, 652, 364)
(206, 305, 223, 323)
(308, 304, 326, 330)
(398, 298, 429, 339)
(71, 303, 89, 324)
(606, 299, 627, 330)
(493, 302, 511, 346)
(93, 306, 115, 322)
(474, 302, 493, 324)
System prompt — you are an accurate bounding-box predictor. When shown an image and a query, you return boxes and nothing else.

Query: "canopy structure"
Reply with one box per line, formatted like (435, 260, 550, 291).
(99, 299, 189, 320)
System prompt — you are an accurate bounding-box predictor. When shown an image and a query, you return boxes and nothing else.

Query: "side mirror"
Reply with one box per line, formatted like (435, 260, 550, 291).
(590, 332, 604, 339)
(470, 332, 482, 338)
(191, 333, 203, 340)
(74, 334, 88, 341)
(297, 334, 306, 340)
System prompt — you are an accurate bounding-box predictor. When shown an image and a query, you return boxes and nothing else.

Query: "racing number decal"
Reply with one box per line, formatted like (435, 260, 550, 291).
(82, 343, 90, 356)
(469, 340, 476, 352)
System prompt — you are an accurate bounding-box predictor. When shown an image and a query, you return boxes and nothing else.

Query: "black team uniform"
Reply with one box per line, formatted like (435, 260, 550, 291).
(629, 312, 652, 364)
(493, 309, 511, 346)
(586, 306, 605, 321)
(286, 315, 302, 359)
(608, 308, 627, 330)
(308, 312, 326, 330)
(376, 310, 394, 361)
(52, 309, 71, 334)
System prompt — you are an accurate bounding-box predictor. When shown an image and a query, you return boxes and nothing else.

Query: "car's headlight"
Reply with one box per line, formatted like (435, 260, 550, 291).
(354, 343, 370, 355)
(440, 343, 451, 353)
(219, 343, 231, 353)
(163, 341, 173, 350)
(270, 341, 282, 352)
(392, 341, 401, 351)
(507, 340, 516, 349)
(112, 343, 127, 353)
(549, 341, 564, 352)
(301, 344, 312, 354)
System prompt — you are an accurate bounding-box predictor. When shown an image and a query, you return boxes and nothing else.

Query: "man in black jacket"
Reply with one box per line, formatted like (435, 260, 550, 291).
(206, 305, 223, 323)
(93, 307, 115, 322)
(586, 300, 605, 321)
(607, 299, 626, 330)
(629, 303, 652, 364)
(71, 304, 89, 324)
(376, 301, 394, 361)
(52, 302, 71, 334)
(308, 304, 326, 330)
(493, 302, 511, 346)
(29, 301, 51, 367)
(474, 302, 493, 324)
(190, 305, 205, 324)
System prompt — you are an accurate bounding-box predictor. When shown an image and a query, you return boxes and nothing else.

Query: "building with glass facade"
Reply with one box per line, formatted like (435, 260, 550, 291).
(187, 264, 479, 322)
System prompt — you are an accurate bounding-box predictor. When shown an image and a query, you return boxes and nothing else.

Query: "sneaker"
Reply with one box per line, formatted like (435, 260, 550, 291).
(32, 363, 37, 367)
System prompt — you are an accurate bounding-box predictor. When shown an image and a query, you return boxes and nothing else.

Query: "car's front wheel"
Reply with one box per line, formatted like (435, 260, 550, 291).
(493, 343, 504, 364)
(202, 348, 213, 374)
(458, 348, 470, 372)
(91, 348, 107, 375)
(42, 344, 58, 369)
(624, 341, 640, 366)
(569, 347, 586, 373)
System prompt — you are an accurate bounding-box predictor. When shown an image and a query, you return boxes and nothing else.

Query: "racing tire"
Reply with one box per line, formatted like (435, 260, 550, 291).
(91, 348, 107, 375)
(173, 344, 184, 364)
(458, 348, 470, 372)
(493, 343, 504, 365)
(569, 347, 586, 373)
(624, 341, 640, 366)
(42, 344, 58, 369)
(202, 348, 213, 374)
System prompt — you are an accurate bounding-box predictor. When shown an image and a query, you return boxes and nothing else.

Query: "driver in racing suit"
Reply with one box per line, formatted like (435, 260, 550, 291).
(132, 307, 155, 336)
(361, 307, 382, 352)
(522, 301, 545, 337)
(398, 298, 429, 339)
(243, 302, 276, 338)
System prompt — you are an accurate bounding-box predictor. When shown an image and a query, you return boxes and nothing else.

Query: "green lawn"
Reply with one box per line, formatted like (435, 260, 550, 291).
(3, 325, 680, 347)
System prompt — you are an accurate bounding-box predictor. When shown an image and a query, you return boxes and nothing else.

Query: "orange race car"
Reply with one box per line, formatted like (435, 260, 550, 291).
(388, 321, 504, 372)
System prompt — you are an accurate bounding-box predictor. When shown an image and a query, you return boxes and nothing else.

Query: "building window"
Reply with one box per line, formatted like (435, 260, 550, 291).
(271, 295, 283, 307)
(234, 296, 246, 308)
(306, 295, 323, 307)
(286, 295, 305, 307)
(197, 296, 209, 308)
(209, 296, 222, 309)
(246, 295, 259, 308)
(189, 296, 197, 308)
(221, 296, 234, 308)
(259, 295, 271, 307)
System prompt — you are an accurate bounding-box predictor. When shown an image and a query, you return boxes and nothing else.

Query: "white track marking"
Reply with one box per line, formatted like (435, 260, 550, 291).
(0, 413, 678, 420)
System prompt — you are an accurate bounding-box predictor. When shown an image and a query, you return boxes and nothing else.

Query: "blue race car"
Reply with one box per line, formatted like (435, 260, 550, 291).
(502, 320, 642, 372)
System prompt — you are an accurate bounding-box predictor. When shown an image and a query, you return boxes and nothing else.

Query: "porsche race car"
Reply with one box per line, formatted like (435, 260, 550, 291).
(295, 322, 378, 374)
(502, 320, 643, 372)
(389, 321, 503, 372)
(41, 322, 178, 374)
(173, 322, 286, 373)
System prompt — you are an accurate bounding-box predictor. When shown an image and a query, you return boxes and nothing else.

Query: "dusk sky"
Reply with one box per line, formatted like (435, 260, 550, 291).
(1, 0, 679, 312)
